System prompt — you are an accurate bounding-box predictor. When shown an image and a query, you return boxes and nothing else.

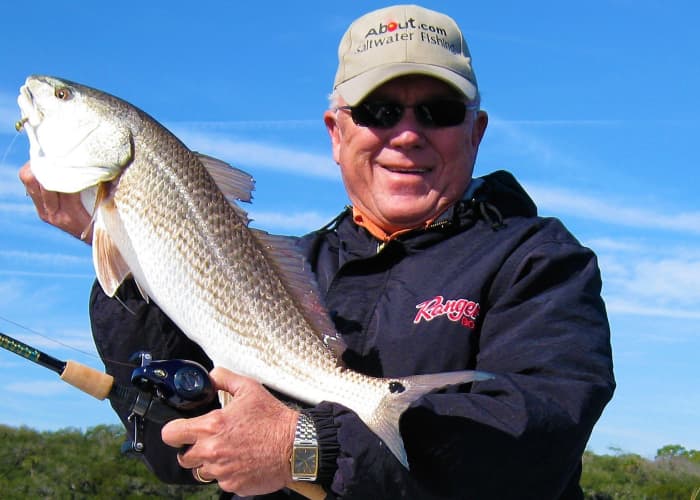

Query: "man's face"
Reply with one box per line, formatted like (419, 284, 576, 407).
(324, 75, 488, 234)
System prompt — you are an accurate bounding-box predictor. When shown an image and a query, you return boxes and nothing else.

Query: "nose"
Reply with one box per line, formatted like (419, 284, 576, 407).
(388, 109, 426, 149)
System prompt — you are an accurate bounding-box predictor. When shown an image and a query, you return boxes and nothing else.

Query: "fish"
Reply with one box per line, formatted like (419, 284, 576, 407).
(16, 75, 492, 468)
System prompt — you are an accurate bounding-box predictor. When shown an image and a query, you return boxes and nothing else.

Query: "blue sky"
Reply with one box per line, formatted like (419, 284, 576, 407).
(1, 1, 698, 459)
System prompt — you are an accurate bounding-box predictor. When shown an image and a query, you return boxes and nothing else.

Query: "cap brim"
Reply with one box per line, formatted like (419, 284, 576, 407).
(335, 63, 477, 106)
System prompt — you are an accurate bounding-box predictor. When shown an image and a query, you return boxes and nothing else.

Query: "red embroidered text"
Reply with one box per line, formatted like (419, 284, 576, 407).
(414, 295, 480, 329)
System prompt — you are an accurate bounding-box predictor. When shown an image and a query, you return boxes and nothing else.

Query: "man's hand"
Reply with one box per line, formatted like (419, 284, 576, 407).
(18, 162, 93, 243)
(161, 367, 298, 495)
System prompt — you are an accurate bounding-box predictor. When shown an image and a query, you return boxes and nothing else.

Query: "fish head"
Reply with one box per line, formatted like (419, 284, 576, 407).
(17, 75, 134, 193)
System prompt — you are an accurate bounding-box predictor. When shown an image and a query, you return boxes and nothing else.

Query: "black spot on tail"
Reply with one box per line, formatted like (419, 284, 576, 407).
(389, 381, 405, 393)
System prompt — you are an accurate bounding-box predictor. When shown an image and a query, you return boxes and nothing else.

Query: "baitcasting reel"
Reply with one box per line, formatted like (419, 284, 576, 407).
(122, 351, 216, 454)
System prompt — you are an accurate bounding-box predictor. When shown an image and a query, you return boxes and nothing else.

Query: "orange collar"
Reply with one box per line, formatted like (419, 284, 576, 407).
(351, 206, 438, 243)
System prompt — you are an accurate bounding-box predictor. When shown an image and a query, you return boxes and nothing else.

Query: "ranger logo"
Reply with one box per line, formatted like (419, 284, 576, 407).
(414, 295, 480, 329)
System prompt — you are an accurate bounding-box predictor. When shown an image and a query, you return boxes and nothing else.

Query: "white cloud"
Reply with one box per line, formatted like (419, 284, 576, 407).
(173, 129, 339, 181)
(526, 183, 700, 234)
(170, 119, 319, 131)
(6, 380, 69, 396)
(0, 249, 91, 267)
(0, 164, 26, 198)
(595, 239, 700, 319)
(15, 332, 99, 355)
(493, 119, 624, 127)
(585, 238, 646, 253)
(605, 298, 700, 320)
(249, 210, 334, 234)
(615, 258, 700, 307)
(0, 270, 94, 279)
(0, 202, 34, 215)
(486, 117, 582, 171)
(0, 91, 19, 134)
(0, 320, 98, 357)
(0, 278, 25, 306)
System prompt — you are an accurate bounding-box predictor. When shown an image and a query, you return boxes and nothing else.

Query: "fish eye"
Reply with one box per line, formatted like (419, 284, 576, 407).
(54, 87, 73, 101)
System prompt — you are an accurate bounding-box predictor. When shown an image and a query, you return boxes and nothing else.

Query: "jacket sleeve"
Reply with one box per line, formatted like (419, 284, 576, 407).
(89, 279, 219, 484)
(314, 234, 615, 499)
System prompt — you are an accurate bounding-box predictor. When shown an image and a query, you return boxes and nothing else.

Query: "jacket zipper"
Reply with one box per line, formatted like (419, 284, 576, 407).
(376, 219, 453, 254)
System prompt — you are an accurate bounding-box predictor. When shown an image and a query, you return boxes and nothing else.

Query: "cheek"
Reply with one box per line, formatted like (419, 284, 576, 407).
(337, 146, 381, 210)
(337, 131, 381, 180)
(434, 138, 475, 193)
(437, 132, 474, 170)
(338, 152, 369, 199)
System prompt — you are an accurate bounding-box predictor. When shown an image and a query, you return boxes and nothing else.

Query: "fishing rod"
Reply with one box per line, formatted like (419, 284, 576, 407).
(0, 330, 113, 398)
(0, 330, 214, 451)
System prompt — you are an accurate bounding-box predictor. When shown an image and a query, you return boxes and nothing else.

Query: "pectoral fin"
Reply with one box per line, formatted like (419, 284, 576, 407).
(92, 217, 132, 298)
(90, 193, 131, 301)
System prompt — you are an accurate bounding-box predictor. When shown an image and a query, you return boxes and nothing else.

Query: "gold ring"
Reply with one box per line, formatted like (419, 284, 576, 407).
(193, 466, 214, 484)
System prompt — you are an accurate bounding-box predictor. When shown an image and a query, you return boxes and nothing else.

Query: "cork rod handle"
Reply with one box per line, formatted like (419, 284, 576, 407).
(60, 360, 115, 400)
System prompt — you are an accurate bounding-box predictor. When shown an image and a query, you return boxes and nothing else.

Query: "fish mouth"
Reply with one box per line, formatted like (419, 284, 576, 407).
(16, 84, 39, 132)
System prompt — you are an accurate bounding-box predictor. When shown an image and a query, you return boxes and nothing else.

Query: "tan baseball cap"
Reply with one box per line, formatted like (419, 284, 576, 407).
(333, 4, 478, 105)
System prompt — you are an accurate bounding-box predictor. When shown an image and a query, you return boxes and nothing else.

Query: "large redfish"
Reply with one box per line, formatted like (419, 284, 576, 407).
(16, 75, 491, 468)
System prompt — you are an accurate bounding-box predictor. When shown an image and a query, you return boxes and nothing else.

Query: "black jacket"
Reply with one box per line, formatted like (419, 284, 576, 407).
(90, 170, 615, 499)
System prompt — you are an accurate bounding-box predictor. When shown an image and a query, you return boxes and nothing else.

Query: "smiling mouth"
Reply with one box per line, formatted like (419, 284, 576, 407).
(384, 166, 431, 174)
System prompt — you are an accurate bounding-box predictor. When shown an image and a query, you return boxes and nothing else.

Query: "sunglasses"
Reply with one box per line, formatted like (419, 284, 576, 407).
(337, 99, 478, 129)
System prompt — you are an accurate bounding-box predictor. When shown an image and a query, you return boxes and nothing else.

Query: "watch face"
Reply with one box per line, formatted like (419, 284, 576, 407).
(293, 447, 318, 477)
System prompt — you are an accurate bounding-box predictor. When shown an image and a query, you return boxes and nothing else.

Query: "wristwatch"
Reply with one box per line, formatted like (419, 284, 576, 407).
(291, 411, 319, 481)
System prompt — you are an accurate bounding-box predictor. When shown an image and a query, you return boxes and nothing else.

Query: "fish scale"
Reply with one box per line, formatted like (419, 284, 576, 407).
(17, 74, 493, 468)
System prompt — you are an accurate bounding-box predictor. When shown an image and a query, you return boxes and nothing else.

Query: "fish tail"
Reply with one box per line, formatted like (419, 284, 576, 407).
(370, 370, 494, 469)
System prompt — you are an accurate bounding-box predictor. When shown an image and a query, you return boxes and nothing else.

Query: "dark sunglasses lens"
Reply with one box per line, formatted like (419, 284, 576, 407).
(417, 101, 467, 127)
(352, 102, 403, 128)
(349, 100, 468, 128)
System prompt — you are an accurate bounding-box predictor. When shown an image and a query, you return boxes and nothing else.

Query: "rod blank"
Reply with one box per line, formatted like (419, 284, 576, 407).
(0, 332, 66, 374)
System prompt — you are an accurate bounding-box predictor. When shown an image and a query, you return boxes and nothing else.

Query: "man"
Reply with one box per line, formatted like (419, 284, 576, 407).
(20, 4, 615, 499)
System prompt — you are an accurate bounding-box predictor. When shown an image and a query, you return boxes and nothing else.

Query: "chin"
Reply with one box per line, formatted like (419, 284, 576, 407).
(383, 210, 435, 229)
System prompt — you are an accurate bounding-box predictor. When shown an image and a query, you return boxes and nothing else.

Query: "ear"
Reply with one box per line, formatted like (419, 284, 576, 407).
(324, 110, 342, 165)
(470, 110, 488, 149)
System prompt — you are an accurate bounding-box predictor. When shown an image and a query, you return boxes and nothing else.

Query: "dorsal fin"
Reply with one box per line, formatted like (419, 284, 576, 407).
(196, 153, 255, 223)
(196, 153, 254, 203)
(251, 229, 347, 362)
